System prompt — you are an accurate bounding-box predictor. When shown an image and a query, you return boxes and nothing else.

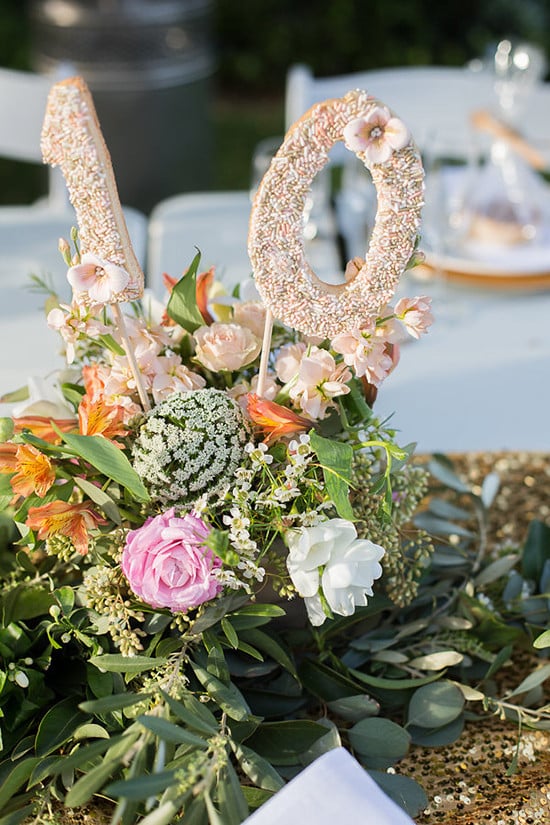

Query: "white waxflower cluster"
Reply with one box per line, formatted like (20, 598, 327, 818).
(131, 389, 249, 508)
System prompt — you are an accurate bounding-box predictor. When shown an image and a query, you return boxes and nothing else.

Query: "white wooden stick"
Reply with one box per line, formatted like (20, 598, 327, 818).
(256, 309, 274, 398)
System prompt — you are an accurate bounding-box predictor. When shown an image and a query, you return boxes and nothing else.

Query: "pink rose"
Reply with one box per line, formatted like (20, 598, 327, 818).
(193, 323, 261, 372)
(121, 509, 222, 612)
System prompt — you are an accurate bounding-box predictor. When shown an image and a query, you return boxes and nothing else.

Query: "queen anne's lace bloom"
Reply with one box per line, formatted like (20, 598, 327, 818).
(132, 389, 249, 507)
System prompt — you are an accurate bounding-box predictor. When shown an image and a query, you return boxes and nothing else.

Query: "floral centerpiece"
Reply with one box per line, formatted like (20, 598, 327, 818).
(0, 78, 549, 825)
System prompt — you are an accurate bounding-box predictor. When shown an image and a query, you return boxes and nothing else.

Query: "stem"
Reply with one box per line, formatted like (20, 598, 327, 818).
(256, 309, 274, 398)
(111, 303, 151, 412)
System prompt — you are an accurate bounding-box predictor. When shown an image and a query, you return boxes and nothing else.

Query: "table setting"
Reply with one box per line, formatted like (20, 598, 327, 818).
(0, 62, 548, 825)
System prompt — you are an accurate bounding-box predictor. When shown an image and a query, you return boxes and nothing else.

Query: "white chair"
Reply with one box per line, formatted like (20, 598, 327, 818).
(285, 63, 501, 159)
(146, 190, 344, 298)
(0, 66, 70, 210)
(0, 66, 148, 265)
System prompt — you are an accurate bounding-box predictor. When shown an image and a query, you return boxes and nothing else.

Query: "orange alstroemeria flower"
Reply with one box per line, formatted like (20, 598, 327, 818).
(10, 443, 56, 498)
(13, 416, 77, 444)
(246, 393, 312, 446)
(82, 363, 107, 399)
(78, 394, 128, 441)
(26, 500, 106, 555)
(0, 442, 18, 473)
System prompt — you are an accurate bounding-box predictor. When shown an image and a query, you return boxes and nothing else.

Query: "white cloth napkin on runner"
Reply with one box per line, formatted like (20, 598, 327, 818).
(242, 747, 416, 825)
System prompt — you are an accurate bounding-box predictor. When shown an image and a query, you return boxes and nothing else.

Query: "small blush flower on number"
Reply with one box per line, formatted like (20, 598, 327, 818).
(343, 106, 409, 164)
(246, 394, 311, 446)
(121, 509, 221, 612)
(394, 296, 434, 339)
(67, 252, 130, 304)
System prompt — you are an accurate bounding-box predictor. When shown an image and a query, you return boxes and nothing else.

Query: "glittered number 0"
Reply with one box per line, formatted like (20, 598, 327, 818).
(248, 90, 424, 340)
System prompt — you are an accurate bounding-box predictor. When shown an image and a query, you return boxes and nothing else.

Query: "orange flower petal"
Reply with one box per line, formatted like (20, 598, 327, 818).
(26, 500, 105, 555)
(246, 393, 311, 445)
(13, 416, 77, 444)
(11, 444, 56, 498)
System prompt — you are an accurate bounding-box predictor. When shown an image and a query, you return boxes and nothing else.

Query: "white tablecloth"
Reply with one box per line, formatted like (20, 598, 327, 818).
(1, 197, 549, 455)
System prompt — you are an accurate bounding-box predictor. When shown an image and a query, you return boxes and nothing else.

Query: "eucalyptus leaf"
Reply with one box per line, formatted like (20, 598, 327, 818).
(534, 629, 550, 649)
(480, 472, 500, 508)
(349, 668, 441, 691)
(327, 694, 380, 722)
(474, 554, 520, 587)
(426, 497, 471, 521)
(348, 717, 410, 769)
(428, 455, 470, 493)
(368, 769, 429, 817)
(240, 628, 298, 679)
(408, 713, 465, 746)
(73, 723, 110, 740)
(406, 681, 465, 729)
(407, 650, 464, 670)
(245, 720, 328, 765)
(522, 520, 550, 583)
(413, 512, 474, 538)
(507, 662, 550, 698)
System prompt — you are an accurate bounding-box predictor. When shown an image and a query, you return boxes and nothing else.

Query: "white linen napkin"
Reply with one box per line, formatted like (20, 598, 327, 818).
(241, 747, 416, 825)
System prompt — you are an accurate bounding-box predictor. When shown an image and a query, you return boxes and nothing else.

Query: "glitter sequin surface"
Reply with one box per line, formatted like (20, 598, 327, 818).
(41, 77, 144, 304)
(248, 89, 424, 339)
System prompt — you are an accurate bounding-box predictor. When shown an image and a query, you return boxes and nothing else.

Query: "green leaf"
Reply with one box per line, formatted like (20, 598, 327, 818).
(349, 668, 441, 691)
(507, 662, 550, 698)
(406, 681, 465, 729)
(534, 629, 550, 649)
(221, 618, 239, 649)
(217, 762, 249, 825)
(1, 584, 56, 624)
(159, 689, 218, 736)
(0, 757, 40, 809)
(35, 697, 89, 757)
(137, 714, 206, 747)
(138, 800, 182, 825)
(240, 628, 298, 680)
(73, 723, 110, 740)
(45, 733, 135, 778)
(97, 333, 126, 356)
(428, 455, 470, 493)
(65, 756, 123, 807)
(79, 693, 152, 714)
(0, 804, 36, 825)
(106, 770, 177, 800)
(327, 694, 380, 722)
(74, 477, 122, 525)
(232, 743, 285, 792)
(474, 554, 520, 587)
(89, 654, 166, 674)
(483, 644, 513, 681)
(522, 520, 550, 583)
(348, 718, 410, 769)
(61, 432, 150, 502)
(407, 650, 464, 670)
(299, 658, 366, 701)
(190, 662, 251, 721)
(245, 720, 328, 765)
(309, 430, 354, 519)
(368, 770, 429, 817)
(408, 713, 465, 746)
(166, 251, 206, 333)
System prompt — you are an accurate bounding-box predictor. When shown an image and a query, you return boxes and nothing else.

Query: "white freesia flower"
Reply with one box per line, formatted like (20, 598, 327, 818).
(286, 518, 385, 626)
(11, 375, 77, 419)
